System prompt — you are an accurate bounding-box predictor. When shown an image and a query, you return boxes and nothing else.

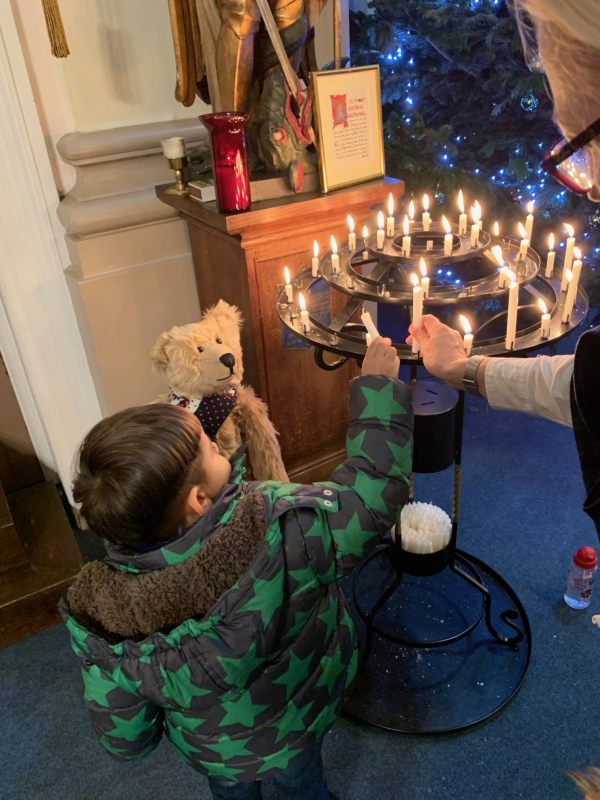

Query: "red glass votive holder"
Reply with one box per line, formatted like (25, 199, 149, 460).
(200, 112, 251, 213)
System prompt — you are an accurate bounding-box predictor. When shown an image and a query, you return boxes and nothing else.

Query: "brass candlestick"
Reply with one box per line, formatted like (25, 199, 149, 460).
(165, 156, 188, 195)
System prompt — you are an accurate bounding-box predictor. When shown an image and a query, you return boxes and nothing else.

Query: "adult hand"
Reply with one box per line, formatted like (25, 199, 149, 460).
(406, 315, 467, 388)
(362, 337, 400, 379)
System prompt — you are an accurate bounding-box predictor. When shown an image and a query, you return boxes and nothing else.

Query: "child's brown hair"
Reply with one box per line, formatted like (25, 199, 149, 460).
(73, 404, 205, 546)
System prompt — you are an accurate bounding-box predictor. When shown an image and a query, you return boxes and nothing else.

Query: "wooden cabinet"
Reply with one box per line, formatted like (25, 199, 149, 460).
(157, 178, 404, 482)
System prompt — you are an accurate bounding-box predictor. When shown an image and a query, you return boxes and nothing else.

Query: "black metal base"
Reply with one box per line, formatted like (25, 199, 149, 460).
(341, 547, 532, 734)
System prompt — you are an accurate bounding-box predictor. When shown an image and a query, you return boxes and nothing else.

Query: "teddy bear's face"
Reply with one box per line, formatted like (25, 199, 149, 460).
(152, 301, 244, 399)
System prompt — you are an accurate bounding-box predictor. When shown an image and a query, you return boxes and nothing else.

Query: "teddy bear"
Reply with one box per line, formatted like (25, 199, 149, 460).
(151, 300, 288, 483)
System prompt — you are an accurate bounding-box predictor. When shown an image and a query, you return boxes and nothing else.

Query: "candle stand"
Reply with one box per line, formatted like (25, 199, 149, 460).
(277, 220, 588, 733)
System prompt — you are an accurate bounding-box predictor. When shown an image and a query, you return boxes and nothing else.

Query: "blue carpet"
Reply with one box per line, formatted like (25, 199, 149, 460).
(2, 325, 599, 800)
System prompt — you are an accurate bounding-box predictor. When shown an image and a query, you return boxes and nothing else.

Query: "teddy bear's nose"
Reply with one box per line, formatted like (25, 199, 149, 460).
(220, 353, 236, 370)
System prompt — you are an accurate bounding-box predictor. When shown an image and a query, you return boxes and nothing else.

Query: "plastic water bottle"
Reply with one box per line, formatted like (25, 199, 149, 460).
(564, 546, 597, 609)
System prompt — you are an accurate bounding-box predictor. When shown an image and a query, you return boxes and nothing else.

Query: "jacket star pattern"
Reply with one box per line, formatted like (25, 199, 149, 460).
(60, 375, 413, 782)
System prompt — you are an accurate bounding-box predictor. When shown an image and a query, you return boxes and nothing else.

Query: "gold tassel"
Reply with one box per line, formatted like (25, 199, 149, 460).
(42, 0, 69, 58)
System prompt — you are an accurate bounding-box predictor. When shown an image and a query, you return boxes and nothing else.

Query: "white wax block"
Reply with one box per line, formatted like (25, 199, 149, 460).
(161, 137, 185, 158)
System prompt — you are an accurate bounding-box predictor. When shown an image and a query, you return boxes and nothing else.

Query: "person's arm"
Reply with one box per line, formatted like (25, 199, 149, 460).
(293, 338, 414, 579)
(483, 354, 574, 426)
(80, 661, 163, 761)
(407, 315, 574, 426)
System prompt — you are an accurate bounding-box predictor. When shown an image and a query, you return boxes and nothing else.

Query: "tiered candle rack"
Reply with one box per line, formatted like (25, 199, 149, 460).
(277, 220, 588, 363)
(277, 216, 588, 735)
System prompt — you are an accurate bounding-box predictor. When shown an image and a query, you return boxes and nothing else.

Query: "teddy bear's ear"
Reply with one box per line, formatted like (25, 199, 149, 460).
(150, 330, 174, 372)
(203, 300, 243, 331)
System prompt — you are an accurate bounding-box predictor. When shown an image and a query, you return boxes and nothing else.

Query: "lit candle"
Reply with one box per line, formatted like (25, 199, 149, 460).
(347, 215, 356, 250)
(330, 235, 339, 274)
(505, 269, 518, 350)
(419, 257, 429, 297)
(457, 189, 467, 235)
(312, 240, 319, 277)
(470, 205, 480, 248)
(517, 222, 529, 262)
(161, 136, 186, 159)
(545, 233, 555, 278)
(562, 248, 582, 323)
(426, 239, 434, 251)
(377, 211, 385, 250)
(538, 298, 550, 339)
(474, 200, 483, 232)
(442, 215, 453, 256)
(298, 292, 310, 332)
(410, 273, 423, 354)
(284, 266, 293, 302)
(490, 245, 507, 287)
(361, 308, 380, 345)
(386, 193, 395, 238)
(422, 194, 431, 231)
(401, 215, 412, 257)
(408, 199, 415, 225)
(493, 220, 500, 238)
(459, 314, 473, 355)
(524, 200, 534, 241)
(362, 225, 369, 260)
(561, 223, 576, 292)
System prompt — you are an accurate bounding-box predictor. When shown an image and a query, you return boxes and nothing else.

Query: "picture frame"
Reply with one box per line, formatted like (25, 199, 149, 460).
(311, 65, 385, 193)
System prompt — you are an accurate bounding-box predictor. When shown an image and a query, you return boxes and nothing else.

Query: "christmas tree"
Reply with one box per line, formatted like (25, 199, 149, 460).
(349, 0, 600, 302)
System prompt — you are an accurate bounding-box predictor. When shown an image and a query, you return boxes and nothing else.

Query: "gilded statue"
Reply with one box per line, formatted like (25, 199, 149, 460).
(167, 0, 329, 191)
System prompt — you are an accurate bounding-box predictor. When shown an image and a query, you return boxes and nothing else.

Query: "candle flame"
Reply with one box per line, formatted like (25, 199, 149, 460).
(313, 240, 319, 258)
(459, 314, 472, 335)
(284, 266, 291, 284)
(298, 292, 306, 312)
(493, 221, 500, 237)
(419, 257, 427, 277)
(377, 210, 384, 230)
(422, 193, 429, 211)
(574, 246, 582, 260)
(347, 214, 355, 232)
(362, 225, 369, 238)
(526, 200, 534, 214)
(491, 245, 504, 266)
(330, 235, 338, 254)
(457, 189, 465, 214)
(474, 199, 482, 217)
(470, 205, 480, 223)
(538, 298, 548, 315)
(441, 215, 451, 234)
(403, 215, 410, 236)
(548, 232, 555, 251)
(564, 223, 575, 238)
(408, 199, 415, 220)
(410, 272, 419, 288)
(517, 222, 528, 240)
(506, 269, 517, 284)
(387, 193, 394, 217)
(566, 268, 573, 283)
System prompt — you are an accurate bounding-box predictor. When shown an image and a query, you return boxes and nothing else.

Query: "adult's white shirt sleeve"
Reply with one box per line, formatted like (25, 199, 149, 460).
(483, 354, 574, 428)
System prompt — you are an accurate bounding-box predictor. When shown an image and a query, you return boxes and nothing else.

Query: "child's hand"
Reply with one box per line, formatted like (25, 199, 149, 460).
(362, 337, 400, 379)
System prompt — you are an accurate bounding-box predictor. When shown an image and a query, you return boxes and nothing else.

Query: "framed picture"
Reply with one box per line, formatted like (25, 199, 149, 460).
(311, 65, 385, 193)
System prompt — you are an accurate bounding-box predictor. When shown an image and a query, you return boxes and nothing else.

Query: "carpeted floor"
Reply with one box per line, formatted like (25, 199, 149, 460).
(2, 324, 599, 800)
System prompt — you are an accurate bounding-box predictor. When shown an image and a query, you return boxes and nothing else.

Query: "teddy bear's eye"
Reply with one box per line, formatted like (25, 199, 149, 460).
(197, 346, 204, 353)
(216, 337, 222, 344)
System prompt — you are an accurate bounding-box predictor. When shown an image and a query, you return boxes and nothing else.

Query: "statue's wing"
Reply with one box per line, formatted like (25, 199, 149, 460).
(169, 0, 220, 107)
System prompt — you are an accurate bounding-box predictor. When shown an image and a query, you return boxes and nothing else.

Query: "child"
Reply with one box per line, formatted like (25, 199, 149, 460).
(61, 337, 413, 799)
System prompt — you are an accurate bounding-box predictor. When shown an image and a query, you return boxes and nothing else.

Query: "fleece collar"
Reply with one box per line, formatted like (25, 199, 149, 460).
(104, 446, 248, 574)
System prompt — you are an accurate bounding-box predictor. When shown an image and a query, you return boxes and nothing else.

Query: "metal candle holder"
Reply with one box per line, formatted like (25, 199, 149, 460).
(165, 155, 188, 196)
(277, 218, 588, 734)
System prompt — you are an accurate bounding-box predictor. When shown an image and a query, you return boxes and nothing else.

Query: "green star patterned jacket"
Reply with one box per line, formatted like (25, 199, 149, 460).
(60, 375, 413, 782)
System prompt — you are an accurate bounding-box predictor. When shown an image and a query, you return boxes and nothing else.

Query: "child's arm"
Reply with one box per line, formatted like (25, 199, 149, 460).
(80, 662, 163, 760)
(298, 338, 413, 579)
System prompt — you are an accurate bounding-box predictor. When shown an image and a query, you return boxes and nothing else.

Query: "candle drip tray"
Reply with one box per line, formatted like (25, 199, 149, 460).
(340, 546, 531, 734)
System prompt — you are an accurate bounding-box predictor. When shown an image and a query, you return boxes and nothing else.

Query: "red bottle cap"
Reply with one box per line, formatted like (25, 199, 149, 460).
(573, 546, 597, 569)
